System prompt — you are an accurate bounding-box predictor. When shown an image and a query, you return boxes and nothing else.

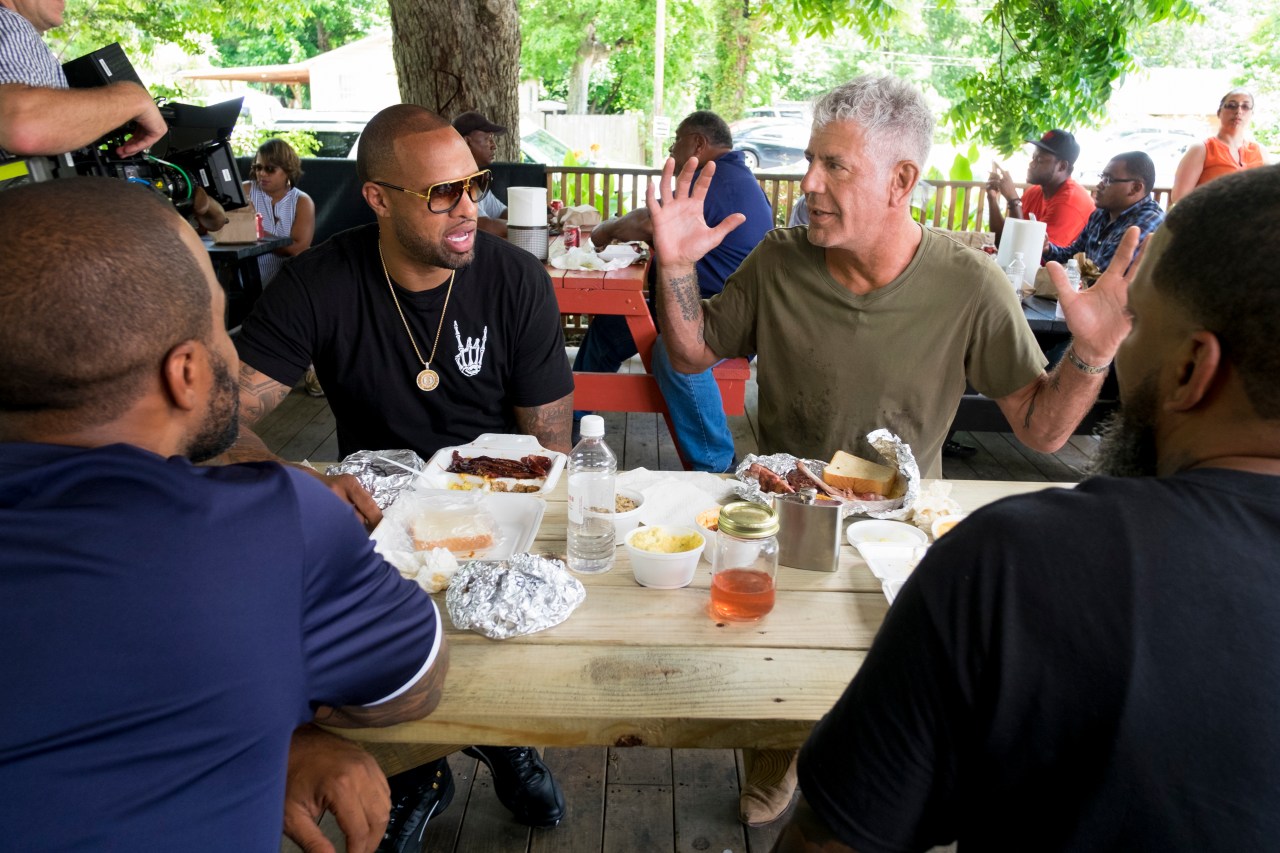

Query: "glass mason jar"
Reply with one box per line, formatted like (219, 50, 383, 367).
(710, 501, 780, 621)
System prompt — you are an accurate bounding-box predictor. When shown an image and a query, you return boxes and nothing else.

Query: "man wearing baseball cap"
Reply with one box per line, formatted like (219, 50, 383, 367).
(453, 110, 510, 234)
(986, 129, 1095, 247)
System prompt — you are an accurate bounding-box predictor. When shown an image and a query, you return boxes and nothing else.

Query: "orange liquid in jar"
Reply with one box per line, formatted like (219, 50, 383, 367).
(711, 569, 775, 620)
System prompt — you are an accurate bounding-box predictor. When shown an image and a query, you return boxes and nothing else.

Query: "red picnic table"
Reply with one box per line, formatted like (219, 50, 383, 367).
(545, 259, 750, 470)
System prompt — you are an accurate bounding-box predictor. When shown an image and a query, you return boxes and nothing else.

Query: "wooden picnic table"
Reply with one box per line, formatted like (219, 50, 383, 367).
(547, 259, 751, 469)
(344, 477, 1070, 770)
(203, 235, 290, 328)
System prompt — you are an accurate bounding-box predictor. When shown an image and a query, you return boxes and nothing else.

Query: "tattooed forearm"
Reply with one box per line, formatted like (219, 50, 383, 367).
(516, 392, 573, 454)
(238, 364, 292, 426)
(669, 271, 702, 323)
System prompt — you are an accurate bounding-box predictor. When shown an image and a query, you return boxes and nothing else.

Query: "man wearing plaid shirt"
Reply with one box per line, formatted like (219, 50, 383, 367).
(1044, 150, 1165, 273)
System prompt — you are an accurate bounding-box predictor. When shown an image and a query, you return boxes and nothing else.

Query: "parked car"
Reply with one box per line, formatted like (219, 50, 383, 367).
(1073, 127, 1199, 189)
(743, 102, 811, 122)
(733, 121, 809, 170)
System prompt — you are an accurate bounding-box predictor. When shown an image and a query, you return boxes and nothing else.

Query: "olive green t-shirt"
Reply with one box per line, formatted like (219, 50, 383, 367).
(702, 225, 1047, 477)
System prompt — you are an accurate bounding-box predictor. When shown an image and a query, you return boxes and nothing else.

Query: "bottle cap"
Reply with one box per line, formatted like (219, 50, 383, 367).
(580, 414, 605, 438)
(718, 501, 779, 539)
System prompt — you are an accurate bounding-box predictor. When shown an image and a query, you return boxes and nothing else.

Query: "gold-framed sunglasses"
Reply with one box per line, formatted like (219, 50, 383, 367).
(373, 169, 493, 214)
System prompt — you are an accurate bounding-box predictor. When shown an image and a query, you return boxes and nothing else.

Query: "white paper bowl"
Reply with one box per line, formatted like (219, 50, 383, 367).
(931, 513, 968, 541)
(846, 519, 928, 547)
(613, 488, 646, 543)
(624, 525, 705, 589)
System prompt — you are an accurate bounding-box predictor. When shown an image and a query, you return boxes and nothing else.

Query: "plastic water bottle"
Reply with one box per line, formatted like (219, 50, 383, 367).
(567, 415, 616, 573)
(1064, 258, 1082, 292)
(1005, 252, 1026, 294)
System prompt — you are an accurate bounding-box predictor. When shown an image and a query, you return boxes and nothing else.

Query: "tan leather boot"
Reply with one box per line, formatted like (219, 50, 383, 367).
(739, 748, 799, 826)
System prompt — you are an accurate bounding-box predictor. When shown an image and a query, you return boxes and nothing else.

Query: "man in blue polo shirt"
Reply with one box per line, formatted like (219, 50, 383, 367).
(578, 110, 774, 471)
(0, 178, 448, 852)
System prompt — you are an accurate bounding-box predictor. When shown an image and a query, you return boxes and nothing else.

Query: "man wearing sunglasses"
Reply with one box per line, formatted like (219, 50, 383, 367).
(227, 104, 573, 845)
(1043, 151, 1165, 273)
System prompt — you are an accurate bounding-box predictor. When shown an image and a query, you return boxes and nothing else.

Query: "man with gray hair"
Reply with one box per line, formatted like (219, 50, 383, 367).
(648, 76, 1135, 824)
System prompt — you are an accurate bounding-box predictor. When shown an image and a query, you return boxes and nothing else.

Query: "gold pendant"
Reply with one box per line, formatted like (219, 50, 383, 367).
(416, 368, 440, 392)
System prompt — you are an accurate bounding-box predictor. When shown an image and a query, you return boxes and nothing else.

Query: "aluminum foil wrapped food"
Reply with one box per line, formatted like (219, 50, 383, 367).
(325, 449, 426, 510)
(445, 553, 586, 639)
(733, 429, 920, 520)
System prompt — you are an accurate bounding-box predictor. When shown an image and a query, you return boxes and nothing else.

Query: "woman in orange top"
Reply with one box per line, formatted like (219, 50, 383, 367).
(1172, 88, 1270, 202)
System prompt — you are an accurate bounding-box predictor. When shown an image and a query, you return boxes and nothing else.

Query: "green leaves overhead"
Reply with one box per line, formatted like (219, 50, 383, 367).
(946, 0, 1201, 154)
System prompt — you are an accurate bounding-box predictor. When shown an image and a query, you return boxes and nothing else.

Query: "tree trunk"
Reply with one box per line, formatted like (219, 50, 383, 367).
(566, 23, 604, 115)
(387, 0, 522, 160)
(709, 0, 754, 120)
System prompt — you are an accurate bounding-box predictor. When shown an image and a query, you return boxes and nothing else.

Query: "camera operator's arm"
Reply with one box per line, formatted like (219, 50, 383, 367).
(191, 187, 228, 233)
(0, 80, 167, 157)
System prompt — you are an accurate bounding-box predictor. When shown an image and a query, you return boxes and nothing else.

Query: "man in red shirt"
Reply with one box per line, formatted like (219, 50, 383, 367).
(987, 129, 1095, 247)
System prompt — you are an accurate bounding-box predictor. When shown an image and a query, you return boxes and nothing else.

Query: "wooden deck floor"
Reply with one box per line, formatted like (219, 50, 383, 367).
(272, 359, 1098, 853)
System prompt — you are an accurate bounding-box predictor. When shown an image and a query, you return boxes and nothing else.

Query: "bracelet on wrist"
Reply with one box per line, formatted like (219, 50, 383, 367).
(1065, 344, 1110, 375)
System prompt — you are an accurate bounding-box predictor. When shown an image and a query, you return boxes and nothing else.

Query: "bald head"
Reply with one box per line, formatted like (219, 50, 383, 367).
(0, 179, 212, 430)
(356, 105, 453, 184)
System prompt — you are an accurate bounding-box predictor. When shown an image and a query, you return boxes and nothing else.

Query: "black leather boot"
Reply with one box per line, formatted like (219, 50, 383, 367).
(377, 758, 454, 853)
(463, 745, 566, 827)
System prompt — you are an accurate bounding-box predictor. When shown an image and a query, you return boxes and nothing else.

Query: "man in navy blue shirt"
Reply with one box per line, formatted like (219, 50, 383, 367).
(0, 178, 448, 852)
(578, 110, 774, 471)
(1044, 150, 1165, 273)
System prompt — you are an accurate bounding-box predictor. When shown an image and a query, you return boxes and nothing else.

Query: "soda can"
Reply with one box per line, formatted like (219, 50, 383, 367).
(255, 212, 265, 240)
(549, 199, 565, 214)
(563, 224, 580, 249)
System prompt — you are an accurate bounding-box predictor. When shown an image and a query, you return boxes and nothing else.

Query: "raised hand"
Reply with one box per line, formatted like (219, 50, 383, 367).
(1055, 225, 1144, 365)
(646, 156, 745, 271)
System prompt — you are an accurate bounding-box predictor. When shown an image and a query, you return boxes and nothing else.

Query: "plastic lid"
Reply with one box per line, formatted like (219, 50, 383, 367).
(718, 501, 779, 539)
(580, 414, 605, 438)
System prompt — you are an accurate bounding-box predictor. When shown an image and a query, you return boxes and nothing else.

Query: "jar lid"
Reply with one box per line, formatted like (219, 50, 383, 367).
(718, 501, 779, 539)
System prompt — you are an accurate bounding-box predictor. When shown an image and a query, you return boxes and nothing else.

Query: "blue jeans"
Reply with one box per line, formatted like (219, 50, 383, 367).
(573, 315, 736, 472)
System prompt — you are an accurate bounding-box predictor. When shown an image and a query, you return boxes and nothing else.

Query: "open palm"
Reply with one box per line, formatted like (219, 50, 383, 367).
(647, 157, 746, 269)
(1055, 225, 1144, 364)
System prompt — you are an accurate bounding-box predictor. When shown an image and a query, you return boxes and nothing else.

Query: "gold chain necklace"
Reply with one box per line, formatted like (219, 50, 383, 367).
(378, 245, 454, 392)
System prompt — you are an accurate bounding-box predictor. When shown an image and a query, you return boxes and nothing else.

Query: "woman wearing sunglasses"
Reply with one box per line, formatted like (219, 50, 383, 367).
(242, 137, 317, 284)
(1171, 88, 1271, 202)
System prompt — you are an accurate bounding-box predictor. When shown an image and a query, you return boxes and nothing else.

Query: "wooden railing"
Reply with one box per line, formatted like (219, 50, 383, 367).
(545, 166, 1172, 234)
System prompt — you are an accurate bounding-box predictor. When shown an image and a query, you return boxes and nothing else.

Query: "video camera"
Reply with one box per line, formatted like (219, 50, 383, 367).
(0, 43, 247, 215)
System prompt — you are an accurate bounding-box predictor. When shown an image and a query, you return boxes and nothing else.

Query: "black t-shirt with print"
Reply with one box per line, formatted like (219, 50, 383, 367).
(236, 225, 573, 459)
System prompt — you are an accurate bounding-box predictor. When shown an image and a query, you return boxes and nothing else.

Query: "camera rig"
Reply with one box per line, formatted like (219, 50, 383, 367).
(0, 43, 247, 215)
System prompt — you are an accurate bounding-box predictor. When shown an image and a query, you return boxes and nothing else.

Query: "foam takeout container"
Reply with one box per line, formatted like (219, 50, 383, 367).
(420, 434, 566, 496)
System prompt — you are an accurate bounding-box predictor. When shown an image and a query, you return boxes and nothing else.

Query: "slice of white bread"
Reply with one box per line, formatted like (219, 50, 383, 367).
(410, 512, 494, 554)
(823, 450, 897, 495)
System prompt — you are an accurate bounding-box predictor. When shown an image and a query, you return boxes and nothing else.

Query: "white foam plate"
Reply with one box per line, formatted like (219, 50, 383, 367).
(421, 434, 566, 496)
(846, 519, 928, 547)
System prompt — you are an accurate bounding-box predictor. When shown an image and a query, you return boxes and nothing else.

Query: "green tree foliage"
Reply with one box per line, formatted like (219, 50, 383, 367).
(213, 0, 389, 68)
(519, 0, 707, 115)
(48, 0, 312, 62)
(946, 0, 1201, 154)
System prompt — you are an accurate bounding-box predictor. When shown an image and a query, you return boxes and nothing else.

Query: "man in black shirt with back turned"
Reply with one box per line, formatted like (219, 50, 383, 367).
(774, 166, 1280, 852)
(228, 104, 571, 847)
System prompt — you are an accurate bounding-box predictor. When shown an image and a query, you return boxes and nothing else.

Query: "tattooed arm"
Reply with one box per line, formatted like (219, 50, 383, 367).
(215, 362, 383, 528)
(515, 391, 573, 454)
(218, 362, 293, 464)
(647, 156, 744, 374)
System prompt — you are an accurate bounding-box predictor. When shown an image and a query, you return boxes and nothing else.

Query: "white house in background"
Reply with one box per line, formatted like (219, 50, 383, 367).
(179, 30, 398, 115)
(306, 31, 398, 112)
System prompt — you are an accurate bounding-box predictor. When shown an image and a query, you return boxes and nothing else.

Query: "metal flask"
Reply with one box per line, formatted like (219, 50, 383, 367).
(776, 488, 842, 573)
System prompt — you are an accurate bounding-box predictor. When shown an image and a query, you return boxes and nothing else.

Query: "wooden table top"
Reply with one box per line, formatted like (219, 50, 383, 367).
(346, 477, 1070, 752)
